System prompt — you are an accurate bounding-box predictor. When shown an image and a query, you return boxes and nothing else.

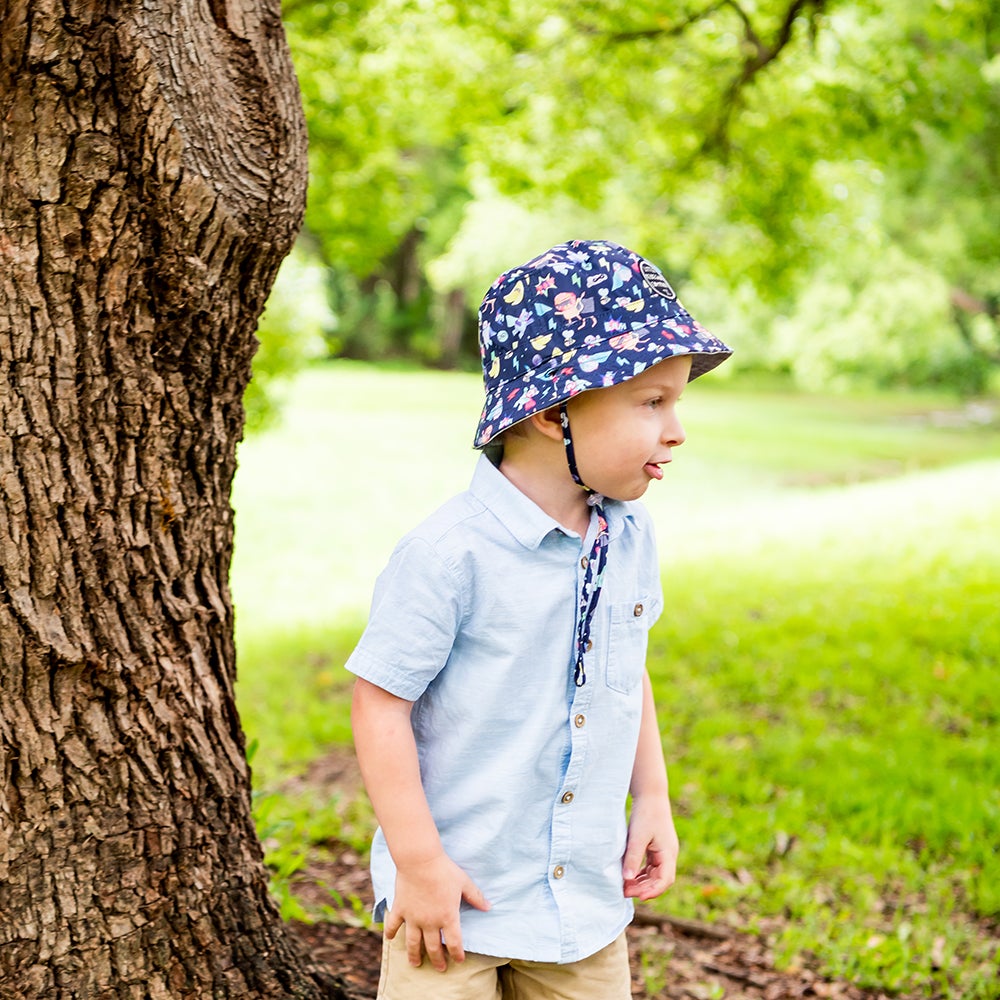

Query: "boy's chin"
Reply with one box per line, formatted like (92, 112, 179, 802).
(605, 482, 650, 503)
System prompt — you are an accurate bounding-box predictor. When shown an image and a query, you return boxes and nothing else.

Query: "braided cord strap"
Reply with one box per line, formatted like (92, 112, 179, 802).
(559, 403, 609, 687)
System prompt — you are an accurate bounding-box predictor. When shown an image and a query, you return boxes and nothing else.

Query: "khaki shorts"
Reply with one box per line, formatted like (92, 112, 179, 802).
(376, 929, 631, 1000)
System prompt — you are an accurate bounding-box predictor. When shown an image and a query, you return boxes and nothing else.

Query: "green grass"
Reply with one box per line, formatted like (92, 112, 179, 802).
(233, 361, 1000, 996)
(649, 506, 1000, 994)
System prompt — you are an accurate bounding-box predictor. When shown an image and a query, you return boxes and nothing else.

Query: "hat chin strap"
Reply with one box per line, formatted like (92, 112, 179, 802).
(558, 403, 604, 507)
(559, 401, 609, 688)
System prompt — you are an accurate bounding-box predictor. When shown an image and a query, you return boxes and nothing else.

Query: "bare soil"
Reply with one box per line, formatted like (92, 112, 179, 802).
(283, 748, 894, 1000)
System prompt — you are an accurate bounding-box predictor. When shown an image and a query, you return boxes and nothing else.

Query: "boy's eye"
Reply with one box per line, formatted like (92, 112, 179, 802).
(646, 397, 662, 409)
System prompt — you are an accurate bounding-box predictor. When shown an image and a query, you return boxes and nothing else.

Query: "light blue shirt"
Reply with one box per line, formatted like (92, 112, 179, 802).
(346, 453, 663, 963)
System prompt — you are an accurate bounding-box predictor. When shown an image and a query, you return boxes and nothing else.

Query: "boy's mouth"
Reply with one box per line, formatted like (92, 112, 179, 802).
(644, 462, 664, 481)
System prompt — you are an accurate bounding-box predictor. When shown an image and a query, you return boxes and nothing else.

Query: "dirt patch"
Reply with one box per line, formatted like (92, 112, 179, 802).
(283, 748, 893, 1000)
(290, 888, 890, 999)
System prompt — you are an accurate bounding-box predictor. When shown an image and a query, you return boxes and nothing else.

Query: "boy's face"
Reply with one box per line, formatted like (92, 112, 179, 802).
(564, 354, 692, 502)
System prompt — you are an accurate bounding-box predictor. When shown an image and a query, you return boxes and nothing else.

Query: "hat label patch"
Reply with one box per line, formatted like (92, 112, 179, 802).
(638, 259, 677, 300)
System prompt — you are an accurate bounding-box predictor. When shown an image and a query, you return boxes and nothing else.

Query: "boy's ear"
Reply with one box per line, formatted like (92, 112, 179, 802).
(529, 405, 565, 443)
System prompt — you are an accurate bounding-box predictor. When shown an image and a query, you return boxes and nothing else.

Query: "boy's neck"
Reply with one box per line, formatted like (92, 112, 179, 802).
(498, 447, 593, 539)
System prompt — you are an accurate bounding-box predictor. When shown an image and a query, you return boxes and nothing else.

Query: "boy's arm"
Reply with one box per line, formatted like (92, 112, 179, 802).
(622, 669, 680, 900)
(351, 678, 489, 970)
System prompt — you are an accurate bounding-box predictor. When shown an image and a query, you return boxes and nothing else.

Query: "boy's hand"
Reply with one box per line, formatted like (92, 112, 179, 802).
(384, 852, 490, 972)
(622, 794, 679, 900)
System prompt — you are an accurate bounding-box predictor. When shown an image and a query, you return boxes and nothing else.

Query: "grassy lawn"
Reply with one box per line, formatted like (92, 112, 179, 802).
(232, 362, 1000, 997)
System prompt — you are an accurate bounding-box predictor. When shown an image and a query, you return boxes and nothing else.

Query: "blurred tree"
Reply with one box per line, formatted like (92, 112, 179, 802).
(282, 0, 497, 363)
(279, 0, 998, 391)
(870, 0, 1000, 390)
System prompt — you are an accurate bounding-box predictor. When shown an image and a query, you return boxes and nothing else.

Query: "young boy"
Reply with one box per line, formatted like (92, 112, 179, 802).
(348, 239, 732, 999)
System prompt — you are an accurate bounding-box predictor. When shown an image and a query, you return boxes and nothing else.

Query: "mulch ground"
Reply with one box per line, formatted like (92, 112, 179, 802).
(289, 849, 891, 1000)
(281, 748, 894, 1000)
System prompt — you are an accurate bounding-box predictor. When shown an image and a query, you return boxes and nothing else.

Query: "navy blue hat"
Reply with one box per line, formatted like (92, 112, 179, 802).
(474, 239, 732, 448)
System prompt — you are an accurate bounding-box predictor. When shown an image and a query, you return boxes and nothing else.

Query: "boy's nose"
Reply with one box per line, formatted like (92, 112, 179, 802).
(662, 414, 686, 449)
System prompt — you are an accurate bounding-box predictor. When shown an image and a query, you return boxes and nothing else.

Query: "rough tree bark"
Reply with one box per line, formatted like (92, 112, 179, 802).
(0, 1, 349, 996)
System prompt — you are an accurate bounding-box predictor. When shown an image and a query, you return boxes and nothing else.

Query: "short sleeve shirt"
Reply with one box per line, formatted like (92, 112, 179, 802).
(345, 453, 664, 963)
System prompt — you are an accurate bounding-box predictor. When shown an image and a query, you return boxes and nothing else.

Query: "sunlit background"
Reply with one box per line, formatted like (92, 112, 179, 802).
(232, 2, 1000, 995)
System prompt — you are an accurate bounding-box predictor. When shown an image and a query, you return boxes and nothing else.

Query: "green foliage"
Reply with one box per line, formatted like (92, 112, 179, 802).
(281, 0, 491, 367)
(274, 0, 1000, 391)
(253, 789, 312, 922)
(253, 784, 375, 923)
(284, 0, 498, 275)
(245, 246, 331, 432)
(767, 247, 959, 391)
(239, 625, 358, 785)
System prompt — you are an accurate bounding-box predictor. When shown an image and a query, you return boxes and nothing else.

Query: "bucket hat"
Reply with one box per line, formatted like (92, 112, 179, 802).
(474, 239, 732, 448)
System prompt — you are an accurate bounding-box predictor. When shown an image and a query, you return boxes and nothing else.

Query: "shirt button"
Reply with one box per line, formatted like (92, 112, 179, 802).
(553, 865, 565, 879)
(633, 603, 644, 617)
(574, 714, 586, 728)
(561, 791, 574, 804)
(580, 556, 589, 569)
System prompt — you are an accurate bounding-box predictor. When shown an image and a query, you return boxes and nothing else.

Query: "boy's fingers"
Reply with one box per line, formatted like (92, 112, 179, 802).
(624, 853, 676, 899)
(646, 847, 677, 888)
(422, 928, 449, 972)
(384, 909, 403, 941)
(461, 879, 491, 912)
(404, 924, 425, 968)
(443, 920, 466, 964)
(636, 869, 664, 892)
(623, 869, 648, 895)
(622, 844, 647, 882)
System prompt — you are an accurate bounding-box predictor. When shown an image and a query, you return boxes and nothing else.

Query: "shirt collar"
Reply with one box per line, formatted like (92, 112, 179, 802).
(470, 453, 637, 550)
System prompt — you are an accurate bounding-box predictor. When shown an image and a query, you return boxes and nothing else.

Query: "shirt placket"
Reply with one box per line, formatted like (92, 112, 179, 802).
(546, 519, 605, 961)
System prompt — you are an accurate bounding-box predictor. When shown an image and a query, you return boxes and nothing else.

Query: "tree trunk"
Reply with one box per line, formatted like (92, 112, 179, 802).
(0, 2, 348, 996)
(438, 288, 467, 370)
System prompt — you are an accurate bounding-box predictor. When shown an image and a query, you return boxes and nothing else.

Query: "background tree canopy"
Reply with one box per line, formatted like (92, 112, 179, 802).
(259, 0, 998, 413)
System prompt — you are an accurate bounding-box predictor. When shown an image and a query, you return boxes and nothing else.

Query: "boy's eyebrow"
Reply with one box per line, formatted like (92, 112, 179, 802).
(628, 379, 683, 395)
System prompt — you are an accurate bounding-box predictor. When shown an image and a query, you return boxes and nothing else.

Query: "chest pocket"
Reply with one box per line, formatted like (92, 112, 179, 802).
(605, 597, 653, 694)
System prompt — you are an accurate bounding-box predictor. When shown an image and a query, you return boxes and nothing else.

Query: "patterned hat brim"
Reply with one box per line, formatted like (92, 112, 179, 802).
(473, 333, 731, 449)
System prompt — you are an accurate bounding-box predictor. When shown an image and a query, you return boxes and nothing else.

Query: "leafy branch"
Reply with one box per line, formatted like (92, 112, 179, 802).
(707, 0, 829, 152)
(573, 0, 830, 155)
